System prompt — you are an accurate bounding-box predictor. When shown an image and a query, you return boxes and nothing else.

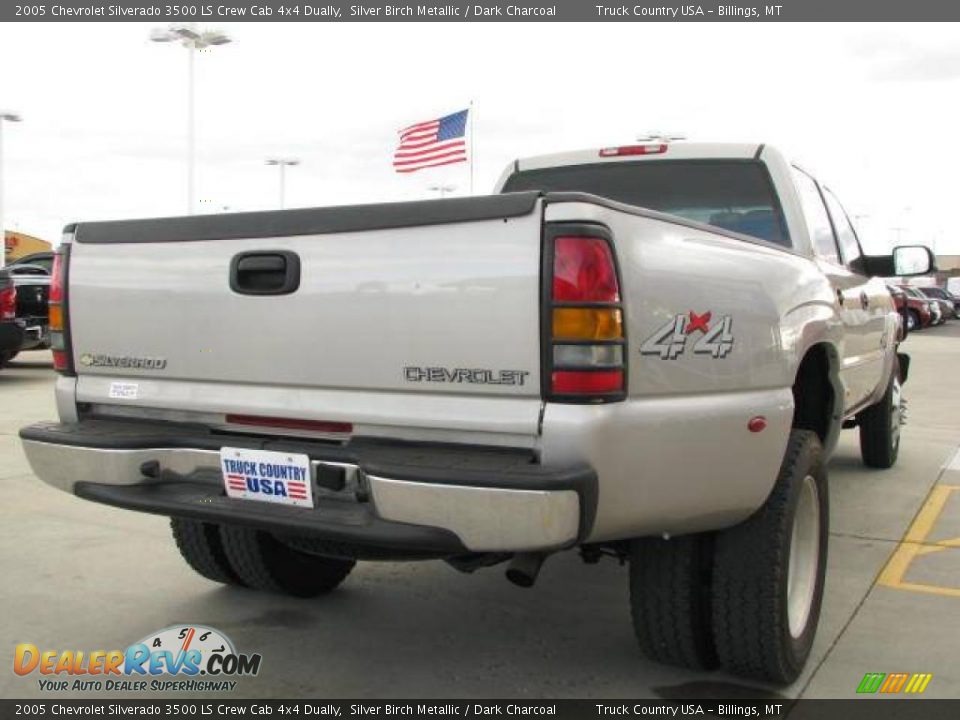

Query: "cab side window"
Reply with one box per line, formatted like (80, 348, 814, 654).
(822, 188, 864, 273)
(792, 168, 840, 264)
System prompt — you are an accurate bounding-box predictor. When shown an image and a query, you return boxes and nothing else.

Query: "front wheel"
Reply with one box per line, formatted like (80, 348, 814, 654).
(906, 310, 919, 332)
(711, 430, 828, 684)
(859, 372, 902, 469)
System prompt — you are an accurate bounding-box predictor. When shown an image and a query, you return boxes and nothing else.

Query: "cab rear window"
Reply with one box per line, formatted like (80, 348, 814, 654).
(502, 160, 789, 246)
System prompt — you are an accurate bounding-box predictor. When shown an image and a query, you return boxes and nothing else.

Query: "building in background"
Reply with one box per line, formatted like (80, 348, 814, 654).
(3, 230, 52, 264)
(935, 255, 960, 277)
(898, 254, 958, 292)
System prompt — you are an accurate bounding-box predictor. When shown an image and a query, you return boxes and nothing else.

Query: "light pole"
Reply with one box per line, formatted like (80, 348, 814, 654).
(265, 158, 300, 209)
(428, 184, 456, 198)
(0, 111, 22, 268)
(150, 24, 231, 215)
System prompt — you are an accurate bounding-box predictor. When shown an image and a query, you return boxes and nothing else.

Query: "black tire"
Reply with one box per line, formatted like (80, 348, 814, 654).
(629, 533, 718, 671)
(907, 309, 920, 332)
(859, 371, 902, 469)
(712, 430, 828, 684)
(898, 310, 910, 340)
(171, 518, 245, 586)
(219, 525, 355, 598)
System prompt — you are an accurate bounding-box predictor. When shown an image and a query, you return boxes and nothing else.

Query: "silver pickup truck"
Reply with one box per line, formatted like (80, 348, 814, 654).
(21, 142, 933, 684)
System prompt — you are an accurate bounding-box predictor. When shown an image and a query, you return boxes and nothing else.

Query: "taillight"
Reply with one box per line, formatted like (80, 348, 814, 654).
(544, 226, 625, 402)
(553, 237, 620, 302)
(0, 286, 15, 321)
(49, 242, 74, 375)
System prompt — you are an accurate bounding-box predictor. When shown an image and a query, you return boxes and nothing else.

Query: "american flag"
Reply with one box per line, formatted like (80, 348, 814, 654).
(226, 474, 247, 492)
(393, 109, 469, 173)
(286, 481, 308, 500)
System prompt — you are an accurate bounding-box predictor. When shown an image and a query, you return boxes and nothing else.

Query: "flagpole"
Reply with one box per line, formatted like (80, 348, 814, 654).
(469, 100, 475, 195)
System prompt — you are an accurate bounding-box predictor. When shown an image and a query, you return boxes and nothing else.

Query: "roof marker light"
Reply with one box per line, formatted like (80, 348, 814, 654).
(599, 144, 667, 157)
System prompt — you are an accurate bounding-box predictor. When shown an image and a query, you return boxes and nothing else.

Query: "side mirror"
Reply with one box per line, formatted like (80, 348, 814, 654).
(862, 245, 937, 278)
(893, 245, 935, 276)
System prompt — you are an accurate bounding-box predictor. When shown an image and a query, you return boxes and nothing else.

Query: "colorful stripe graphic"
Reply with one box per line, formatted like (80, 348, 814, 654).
(857, 672, 933, 694)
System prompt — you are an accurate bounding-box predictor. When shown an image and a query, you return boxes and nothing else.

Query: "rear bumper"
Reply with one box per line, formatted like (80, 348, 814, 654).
(17, 321, 49, 350)
(0, 322, 24, 353)
(20, 419, 595, 556)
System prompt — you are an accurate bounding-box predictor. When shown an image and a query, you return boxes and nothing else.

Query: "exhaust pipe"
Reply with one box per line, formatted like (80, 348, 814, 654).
(505, 553, 547, 588)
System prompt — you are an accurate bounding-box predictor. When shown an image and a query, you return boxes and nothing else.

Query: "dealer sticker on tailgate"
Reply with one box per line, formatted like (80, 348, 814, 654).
(220, 447, 313, 508)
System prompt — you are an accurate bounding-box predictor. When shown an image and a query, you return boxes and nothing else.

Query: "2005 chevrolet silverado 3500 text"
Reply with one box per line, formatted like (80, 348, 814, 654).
(20, 142, 935, 683)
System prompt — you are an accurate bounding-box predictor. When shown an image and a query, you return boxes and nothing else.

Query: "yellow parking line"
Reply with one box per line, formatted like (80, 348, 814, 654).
(915, 536, 960, 556)
(882, 581, 960, 599)
(877, 484, 960, 597)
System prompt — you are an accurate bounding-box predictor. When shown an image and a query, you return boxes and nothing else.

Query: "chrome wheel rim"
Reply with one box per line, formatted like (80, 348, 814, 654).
(787, 474, 820, 639)
(907, 314, 916, 330)
(890, 377, 902, 452)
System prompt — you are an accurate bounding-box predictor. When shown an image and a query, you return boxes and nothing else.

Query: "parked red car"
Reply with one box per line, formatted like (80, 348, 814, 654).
(886, 284, 910, 340)
(898, 285, 933, 331)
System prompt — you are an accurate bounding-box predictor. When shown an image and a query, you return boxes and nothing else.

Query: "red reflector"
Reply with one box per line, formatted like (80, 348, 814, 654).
(599, 144, 667, 157)
(225, 414, 353, 434)
(552, 370, 623, 395)
(50, 252, 65, 304)
(553, 237, 620, 303)
(52, 350, 70, 372)
(748, 416, 767, 433)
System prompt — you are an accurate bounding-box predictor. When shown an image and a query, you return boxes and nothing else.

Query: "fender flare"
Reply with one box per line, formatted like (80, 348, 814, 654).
(787, 315, 846, 458)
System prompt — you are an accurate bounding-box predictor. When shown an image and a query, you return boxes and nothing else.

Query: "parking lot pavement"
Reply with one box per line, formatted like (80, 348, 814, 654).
(2, 326, 959, 700)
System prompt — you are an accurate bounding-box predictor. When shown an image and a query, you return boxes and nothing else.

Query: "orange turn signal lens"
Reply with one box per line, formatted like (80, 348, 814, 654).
(49, 304, 63, 331)
(552, 308, 623, 340)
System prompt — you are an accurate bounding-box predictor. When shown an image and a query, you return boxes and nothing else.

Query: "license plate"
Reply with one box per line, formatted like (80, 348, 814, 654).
(220, 447, 314, 508)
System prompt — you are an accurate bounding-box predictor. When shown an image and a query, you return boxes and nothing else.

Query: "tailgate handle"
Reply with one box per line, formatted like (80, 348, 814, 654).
(230, 251, 300, 296)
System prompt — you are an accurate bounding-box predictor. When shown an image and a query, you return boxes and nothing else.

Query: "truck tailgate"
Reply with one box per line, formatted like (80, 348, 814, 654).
(66, 195, 544, 433)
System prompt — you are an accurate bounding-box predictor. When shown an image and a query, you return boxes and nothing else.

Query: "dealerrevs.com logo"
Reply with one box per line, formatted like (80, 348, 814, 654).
(14, 625, 261, 692)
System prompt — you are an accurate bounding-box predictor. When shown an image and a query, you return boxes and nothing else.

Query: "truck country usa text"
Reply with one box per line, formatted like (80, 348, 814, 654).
(222, 459, 308, 483)
(595, 5, 764, 18)
(403, 367, 530, 386)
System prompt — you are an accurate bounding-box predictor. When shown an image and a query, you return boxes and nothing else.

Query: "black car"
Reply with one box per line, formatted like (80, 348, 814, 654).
(0, 268, 24, 368)
(8, 251, 54, 274)
(0, 263, 51, 365)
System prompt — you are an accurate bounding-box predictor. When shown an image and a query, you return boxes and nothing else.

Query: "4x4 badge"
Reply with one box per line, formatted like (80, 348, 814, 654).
(640, 310, 734, 360)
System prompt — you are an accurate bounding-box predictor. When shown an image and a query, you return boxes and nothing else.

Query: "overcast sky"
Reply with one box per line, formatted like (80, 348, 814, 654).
(1, 22, 959, 254)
